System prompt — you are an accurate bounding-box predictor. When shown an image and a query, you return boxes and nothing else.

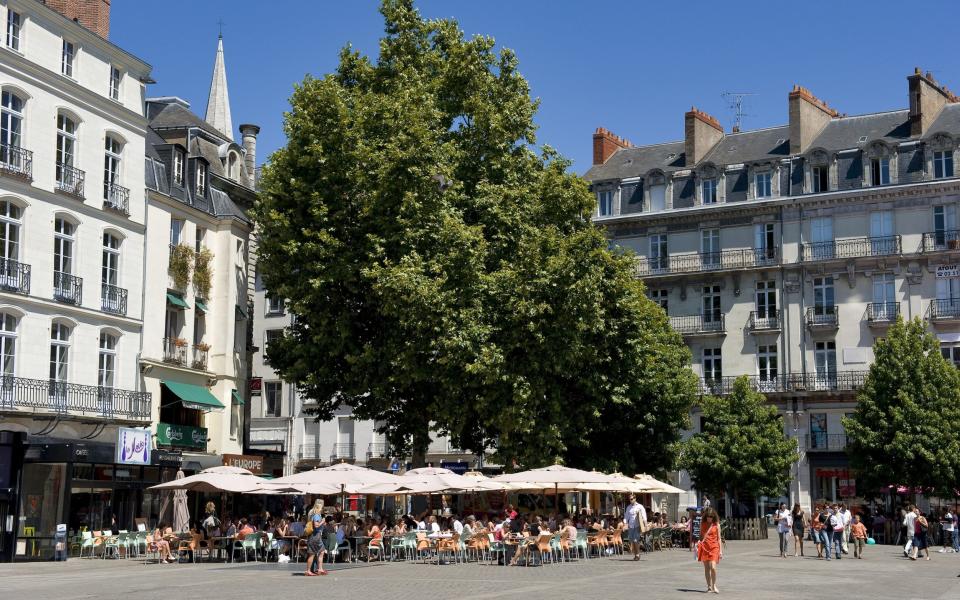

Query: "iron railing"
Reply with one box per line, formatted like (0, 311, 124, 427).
(53, 271, 82, 305)
(668, 313, 725, 335)
(55, 162, 85, 198)
(928, 299, 960, 320)
(0, 375, 150, 420)
(865, 302, 899, 323)
(101, 283, 127, 315)
(331, 443, 356, 460)
(921, 230, 960, 253)
(298, 444, 322, 461)
(699, 371, 868, 395)
(807, 433, 849, 452)
(367, 442, 390, 459)
(0, 144, 32, 180)
(748, 310, 780, 331)
(103, 182, 129, 215)
(800, 235, 901, 261)
(634, 247, 778, 277)
(162, 337, 187, 365)
(0, 258, 30, 295)
(191, 346, 209, 370)
(806, 306, 838, 328)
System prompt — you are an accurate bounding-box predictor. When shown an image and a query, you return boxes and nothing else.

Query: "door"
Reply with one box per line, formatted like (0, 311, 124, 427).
(870, 211, 894, 254)
(810, 217, 833, 259)
(813, 276, 835, 318)
(757, 344, 778, 391)
(337, 418, 355, 460)
(756, 280, 777, 320)
(814, 341, 837, 390)
(755, 223, 775, 263)
(702, 347, 722, 383)
(936, 277, 960, 317)
(649, 234, 668, 272)
(934, 205, 958, 248)
(701, 229, 720, 268)
(702, 285, 721, 325)
(872, 274, 896, 319)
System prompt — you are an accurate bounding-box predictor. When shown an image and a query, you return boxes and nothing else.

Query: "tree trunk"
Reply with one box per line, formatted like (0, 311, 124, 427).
(410, 429, 430, 514)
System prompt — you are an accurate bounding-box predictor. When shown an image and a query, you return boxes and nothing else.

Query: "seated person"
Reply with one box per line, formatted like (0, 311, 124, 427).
(150, 523, 174, 563)
(237, 518, 255, 537)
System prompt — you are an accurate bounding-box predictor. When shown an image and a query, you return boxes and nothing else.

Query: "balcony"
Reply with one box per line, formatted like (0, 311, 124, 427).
(162, 337, 187, 366)
(0, 144, 32, 181)
(634, 247, 778, 277)
(0, 375, 151, 422)
(928, 298, 960, 321)
(748, 310, 780, 332)
(0, 258, 30, 295)
(298, 444, 322, 461)
(101, 284, 127, 315)
(806, 433, 848, 452)
(921, 230, 960, 253)
(331, 442, 356, 461)
(191, 345, 209, 370)
(103, 182, 130, 215)
(55, 162, 85, 199)
(806, 306, 838, 329)
(865, 302, 899, 326)
(367, 442, 390, 459)
(800, 235, 901, 262)
(699, 371, 868, 395)
(53, 271, 82, 305)
(668, 313, 725, 336)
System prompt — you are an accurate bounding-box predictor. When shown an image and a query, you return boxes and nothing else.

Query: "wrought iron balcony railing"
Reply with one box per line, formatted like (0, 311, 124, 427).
(0, 144, 32, 180)
(103, 182, 130, 215)
(807, 433, 849, 452)
(53, 271, 82, 305)
(921, 230, 960, 253)
(367, 442, 391, 459)
(800, 235, 901, 261)
(55, 162, 85, 198)
(162, 337, 187, 366)
(668, 313, 725, 335)
(634, 247, 778, 277)
(298, 444, 322, 461)
(806, 306, 838, 329)
(191, 346, 209, 371)
(101, 283, 127, 315)
(0, 375, 150, 420)
(699, 371, 868, 395)
(331, 443, 356, 461)
(0, 258, 30, 295)
(928, 299, 960, 320)
(865, 302, 899, 323)
(748, 309, 780, 331)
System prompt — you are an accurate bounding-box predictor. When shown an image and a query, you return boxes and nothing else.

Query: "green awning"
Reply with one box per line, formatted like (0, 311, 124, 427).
(235, 304, 247, 320)
(195, 299, 209, 313)
(166, 292, 190, 310)
(231, 389, 244, 405)
(162, 380, 224, 411)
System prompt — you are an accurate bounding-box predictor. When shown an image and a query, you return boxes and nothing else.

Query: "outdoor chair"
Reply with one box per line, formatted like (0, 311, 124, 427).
(367, 537, 385, 562)
(294, 537, 308, 563)
(536, 533, 554, 566)
(415, 532, 432, 563)
(436, 532, 459, 564)
(232, 533, 260, 562)
(574, 531, 589, 560)
(609, 529, 624, 555)
(176, 535, 196, 562)
(76, 531, 94, 558)
(555, 531, 571, 563)
(464, 534, 485, 562)
(389, 534, 407, 561)
(323, 532, 340, 566)
(487, 533, 505, 565)
(102, 532, 121, 559)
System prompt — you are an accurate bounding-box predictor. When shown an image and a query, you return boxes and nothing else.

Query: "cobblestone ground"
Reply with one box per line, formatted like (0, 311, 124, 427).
(3, 541, 960, 600)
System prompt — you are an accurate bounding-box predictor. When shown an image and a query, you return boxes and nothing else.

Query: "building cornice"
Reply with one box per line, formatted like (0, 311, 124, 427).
(0, 289, 143, 327)
(2, 176, 146, 233)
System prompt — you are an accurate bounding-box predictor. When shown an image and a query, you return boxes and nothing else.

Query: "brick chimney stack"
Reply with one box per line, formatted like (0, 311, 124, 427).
(593, 127, 633, 165)
(45, 0, 111, 39)
(908, 67, 959, 137)
(684, 107, 723, 165)
(788, 85, 838, 155)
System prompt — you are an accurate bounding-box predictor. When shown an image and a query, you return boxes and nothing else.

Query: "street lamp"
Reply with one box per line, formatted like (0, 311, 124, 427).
(785, 409, 805, 507)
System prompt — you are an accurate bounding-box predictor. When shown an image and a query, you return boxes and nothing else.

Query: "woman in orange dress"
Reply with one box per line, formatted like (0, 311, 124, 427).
(697, 507, 722, 594)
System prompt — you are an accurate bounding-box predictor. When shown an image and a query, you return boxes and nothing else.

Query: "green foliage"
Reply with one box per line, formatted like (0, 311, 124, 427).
(168, 244, 194, 290)
(193, 247, 214, 300)
(253, 0, 696, 470)
(680, 377, 797, 499)
(844, 317, 960, 497)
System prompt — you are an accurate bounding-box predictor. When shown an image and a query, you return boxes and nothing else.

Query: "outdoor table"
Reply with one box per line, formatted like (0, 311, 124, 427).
(351, 535, 372, 562)
(281, 535, 300, 561)
(208, 536, 235, 562)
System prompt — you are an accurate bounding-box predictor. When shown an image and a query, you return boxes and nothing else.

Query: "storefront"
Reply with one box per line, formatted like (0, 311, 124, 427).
(0, 431, 26, 563)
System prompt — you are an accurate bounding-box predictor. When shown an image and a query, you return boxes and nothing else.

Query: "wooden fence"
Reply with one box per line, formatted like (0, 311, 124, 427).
(722, 517, 769, 540)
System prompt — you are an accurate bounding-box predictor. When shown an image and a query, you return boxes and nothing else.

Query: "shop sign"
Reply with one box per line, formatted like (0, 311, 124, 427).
(156, 422, 207, 450)
(441, 461, 468, 475)
(250, 377, 262, 396)
(116, 427, 151, 465)
(152, 449, 183, 467)
(222, 453, 263, 474)
(937, 265, 960, 278)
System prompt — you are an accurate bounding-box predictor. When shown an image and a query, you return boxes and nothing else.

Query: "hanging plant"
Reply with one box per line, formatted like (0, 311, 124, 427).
(194, 247, 214, 300)
(169, 244, 195, 290)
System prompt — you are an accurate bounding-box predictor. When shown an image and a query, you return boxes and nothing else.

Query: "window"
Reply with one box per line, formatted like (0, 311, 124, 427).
(109, 66, 121, 101)
(264, 381, 282, 417)
(812, 166, 829, 193)
(195, 162, 207, 197)
(809, 413, 828, 449)
(101, 233, 120, 287)
(98, 332, 116, 389)
(701, 178, 717, 204)
(935, 150, 954, 179)
(755, 171, 772, 198)
(870, 211, 894, 254)
(596, 190, 613, 216)
(164, 306, 180, 340)
(649, 234, 668, 272)
(940, 344, 960, 367)
(649, 184, 666, 212)
(267, 295, 285, 315)
(0, 311, 15, 383)
(757, 344, 778, 388)
(872, 273, 896, 319)
(195, 227, 205, 253)
(755, 222, 775, 262)
(756, 280, 776, 319)
(702, 348, 722, 381)
(53, 218, 74, 275)
(61, 40, 74, 77)
(228, 152, 238, 180)
(813, 276, 835, 316)
(814, 341, 837, 386)
(647, 288, 668, 311)
(6, 9, 19, 51)
(56, 114, 77, 188)
(264, 329, 282, 364)
(701, 229, 720, 267)
(810, 216, 834, 260)
(173, 149, 184, 186)
(934, 205, 958, 248)
(871, 157, 890, 185)
(169, 218, 184, 247)
(0, 200, 21, 263)
(103, 135, 121, 200)
(702, 285, 721, 324)
(193, 312, 205, 347)
(0, 91, 23, 153)
(49, 322, 71, 391)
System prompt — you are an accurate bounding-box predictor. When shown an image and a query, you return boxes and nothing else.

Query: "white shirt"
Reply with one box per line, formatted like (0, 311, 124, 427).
(417, 520, 426, 531)
(624, 502, 647, 529)
(904, 511, 917, 536)
(776, 509, 792, 533)
(452, 520, 464, 535)
(430, 522, 441, 533)
(840, 509, 852, 527)
(946, 512, 956, 532)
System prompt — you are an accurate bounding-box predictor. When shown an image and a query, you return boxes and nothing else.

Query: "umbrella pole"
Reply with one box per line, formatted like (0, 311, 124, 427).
(555, 483, 559, 514)
(341, 484, 345, 515)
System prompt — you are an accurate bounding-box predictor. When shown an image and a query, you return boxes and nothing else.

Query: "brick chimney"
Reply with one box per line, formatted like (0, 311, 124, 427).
(44, 0, 111, 39)
(788, 85, 838, 155)
(908, 67, 959, 137)
(593, 127, 633, 165)
(684, 107, 723, 165)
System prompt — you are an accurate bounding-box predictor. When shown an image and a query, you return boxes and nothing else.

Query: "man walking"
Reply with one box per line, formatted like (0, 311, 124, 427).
(829, 504, 844, 560)
(839, 503, 852, 555)
(903, 505, 917, 557)
(624, 494, 648, 561)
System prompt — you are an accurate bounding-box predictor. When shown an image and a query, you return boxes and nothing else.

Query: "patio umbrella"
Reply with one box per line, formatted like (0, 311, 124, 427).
(578, 472, 654, 493)
(148, 465, 274, 493)
(171, 470, 190, 533)
(463, 470, 531, 491)
(402, 467, 510, 493)
(494, 465, 621, 512)
(270, 463, 402, 508)
(633, 474, 684, 494)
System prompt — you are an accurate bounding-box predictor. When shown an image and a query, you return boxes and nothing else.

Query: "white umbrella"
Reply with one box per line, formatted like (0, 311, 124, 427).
(270, 463, 402, 507)
(171, 470, 190, 533)
(633, 474, 684, 494)
(463, 470, 530, 491)
(494, 465, 621, 512)
(148, 466, 273, 493)
(579, 472, 654, 493)
(401, 467, 507, 493)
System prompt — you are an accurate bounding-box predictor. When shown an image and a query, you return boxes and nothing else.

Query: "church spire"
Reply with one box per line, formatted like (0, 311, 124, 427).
(204, 33, 233, 141)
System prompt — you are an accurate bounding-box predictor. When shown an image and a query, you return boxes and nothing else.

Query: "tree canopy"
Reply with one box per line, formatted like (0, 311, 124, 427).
(254, 0, 696, 472)
(680, 377, 797, 500)
(844, 317, 960, 497)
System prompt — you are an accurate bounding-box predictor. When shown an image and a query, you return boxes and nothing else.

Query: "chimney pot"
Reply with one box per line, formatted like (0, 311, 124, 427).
(684, 108, 723, 165)
(788, 85, 837, 154)
(239, 124, 260, 189)
(592, 127, 633, 166)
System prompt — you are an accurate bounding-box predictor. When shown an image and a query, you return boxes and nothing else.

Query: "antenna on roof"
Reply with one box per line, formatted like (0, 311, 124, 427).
(721, 92, 757, 132)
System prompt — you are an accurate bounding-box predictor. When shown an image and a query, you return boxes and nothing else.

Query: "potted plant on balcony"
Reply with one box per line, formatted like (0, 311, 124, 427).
(192, 342, 211, 370)
(949, 238, 960, 250)
(168, 244, 195, 290)
(173, 337, 188, 348)
(193, 247, 214, 299)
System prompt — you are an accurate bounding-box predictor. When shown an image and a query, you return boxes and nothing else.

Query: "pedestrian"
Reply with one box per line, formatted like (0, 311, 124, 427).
(839, 503, 852, 555)
(812, 505, 825, 559)
(775, 502, 791, 558)
(910, 509, 931, 561)
(903, 505, 917, 557)
(790, 503, 806, 557)
(940, 508, 956, 554)
(851, 514, 867, 559)
(303, 513, 328, 576)
(819, 506, 834, 560)
(696, 506, 722, 594)
(829, 505, 844, 560)
(623, 493, 648, 561)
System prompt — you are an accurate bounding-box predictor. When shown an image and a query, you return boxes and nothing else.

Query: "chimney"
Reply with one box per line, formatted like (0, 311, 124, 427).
(239, 124, 260, 189)
(908, 67, 958, 137)
(44, 0, 111, 38)
(788, 85, 839, 155)
(592, 127, 633, 165)
(684, 107, 723, 165)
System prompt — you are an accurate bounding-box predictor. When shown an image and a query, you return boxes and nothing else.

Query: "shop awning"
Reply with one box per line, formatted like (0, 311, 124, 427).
(231, 389, 244, 405)
(195, 299, 209, 313)
(167, 292, 190, 310)
(162, 380, 224, 411)
(235, 304, 247, 320)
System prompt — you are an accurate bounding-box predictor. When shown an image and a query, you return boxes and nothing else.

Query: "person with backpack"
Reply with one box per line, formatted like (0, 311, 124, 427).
(910, 509, 931, 561)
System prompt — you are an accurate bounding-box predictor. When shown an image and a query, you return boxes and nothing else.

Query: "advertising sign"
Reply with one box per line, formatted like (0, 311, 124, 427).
(937, 265, 960, 278)
(222, 453, 263, 474)
(250, 377, 262, 396)
(116, 427, 151, 465)
(156, 422, 208, 450)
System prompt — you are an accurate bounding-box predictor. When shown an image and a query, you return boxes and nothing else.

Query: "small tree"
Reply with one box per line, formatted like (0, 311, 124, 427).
(193, 247, 214, 299)
(844, 317, 960, 497)
(681, 376, 797, 507)
(168, 244, 194, 290)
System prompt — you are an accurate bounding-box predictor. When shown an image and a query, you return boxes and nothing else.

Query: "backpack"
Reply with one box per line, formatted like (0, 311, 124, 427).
(305, 521, 314, 536)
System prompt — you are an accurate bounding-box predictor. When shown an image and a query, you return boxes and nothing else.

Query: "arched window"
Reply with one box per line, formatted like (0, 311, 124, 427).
(103, 135, 122, 202)
(228, 152, 238, 180)
(0, 91, 24, 172)
(0, 311, 17, 379)
(98, 332, 116, 388)
(56, 114, 78, 192)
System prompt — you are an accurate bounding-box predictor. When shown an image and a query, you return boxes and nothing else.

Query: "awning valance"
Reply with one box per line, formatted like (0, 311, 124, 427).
(162, 380, 224, 411)
(166, 292, 190, 310)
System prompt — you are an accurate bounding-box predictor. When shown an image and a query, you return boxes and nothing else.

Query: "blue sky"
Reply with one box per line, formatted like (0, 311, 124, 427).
(112, 1, 960, 175)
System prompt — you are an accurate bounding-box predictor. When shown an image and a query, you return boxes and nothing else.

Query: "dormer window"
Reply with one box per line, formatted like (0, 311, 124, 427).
(935, 151, 954, 179)
(196, 162, 207, 196)
(173, 149, 184, 186)
(61, 40, 75, 78)
(812, 166, 829, 193)
(701, 178, 718, 204)
(755, 172, 772, 198)
(596, 190, 613, 216)
(871, 157, 890, 185)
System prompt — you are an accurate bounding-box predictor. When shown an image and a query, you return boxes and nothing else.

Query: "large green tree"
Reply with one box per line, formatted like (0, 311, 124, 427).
(844, 317, 960, 496)
(254, 0, 696, 471)
(680, 377, 797, 501)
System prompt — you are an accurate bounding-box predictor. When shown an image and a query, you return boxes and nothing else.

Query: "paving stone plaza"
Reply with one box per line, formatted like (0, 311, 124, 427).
(4, 541, 960, 600)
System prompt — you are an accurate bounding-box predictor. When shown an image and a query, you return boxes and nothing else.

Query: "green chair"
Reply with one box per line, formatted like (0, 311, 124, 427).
(77, 531, 95, 558)
(232, 533, 260, 562)
(487, 533, 505, 565)
(390, 534, 407, 561)
(102, 533, 122, 559)
(574, 531, 589, 560)
(324, 532, 339, 566)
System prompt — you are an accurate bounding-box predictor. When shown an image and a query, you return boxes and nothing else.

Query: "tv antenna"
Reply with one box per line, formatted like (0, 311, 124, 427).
(721, 92, 757, 132)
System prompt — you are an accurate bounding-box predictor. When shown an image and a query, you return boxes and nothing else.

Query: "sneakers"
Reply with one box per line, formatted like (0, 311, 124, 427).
(939, 548, 947, 553)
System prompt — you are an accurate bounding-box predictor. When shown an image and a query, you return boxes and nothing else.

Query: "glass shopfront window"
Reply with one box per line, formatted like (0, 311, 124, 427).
(16, 463, 66, 560)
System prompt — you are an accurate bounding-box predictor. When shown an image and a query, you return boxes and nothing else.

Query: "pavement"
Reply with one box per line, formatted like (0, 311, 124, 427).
(3, 540, 960, 600)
